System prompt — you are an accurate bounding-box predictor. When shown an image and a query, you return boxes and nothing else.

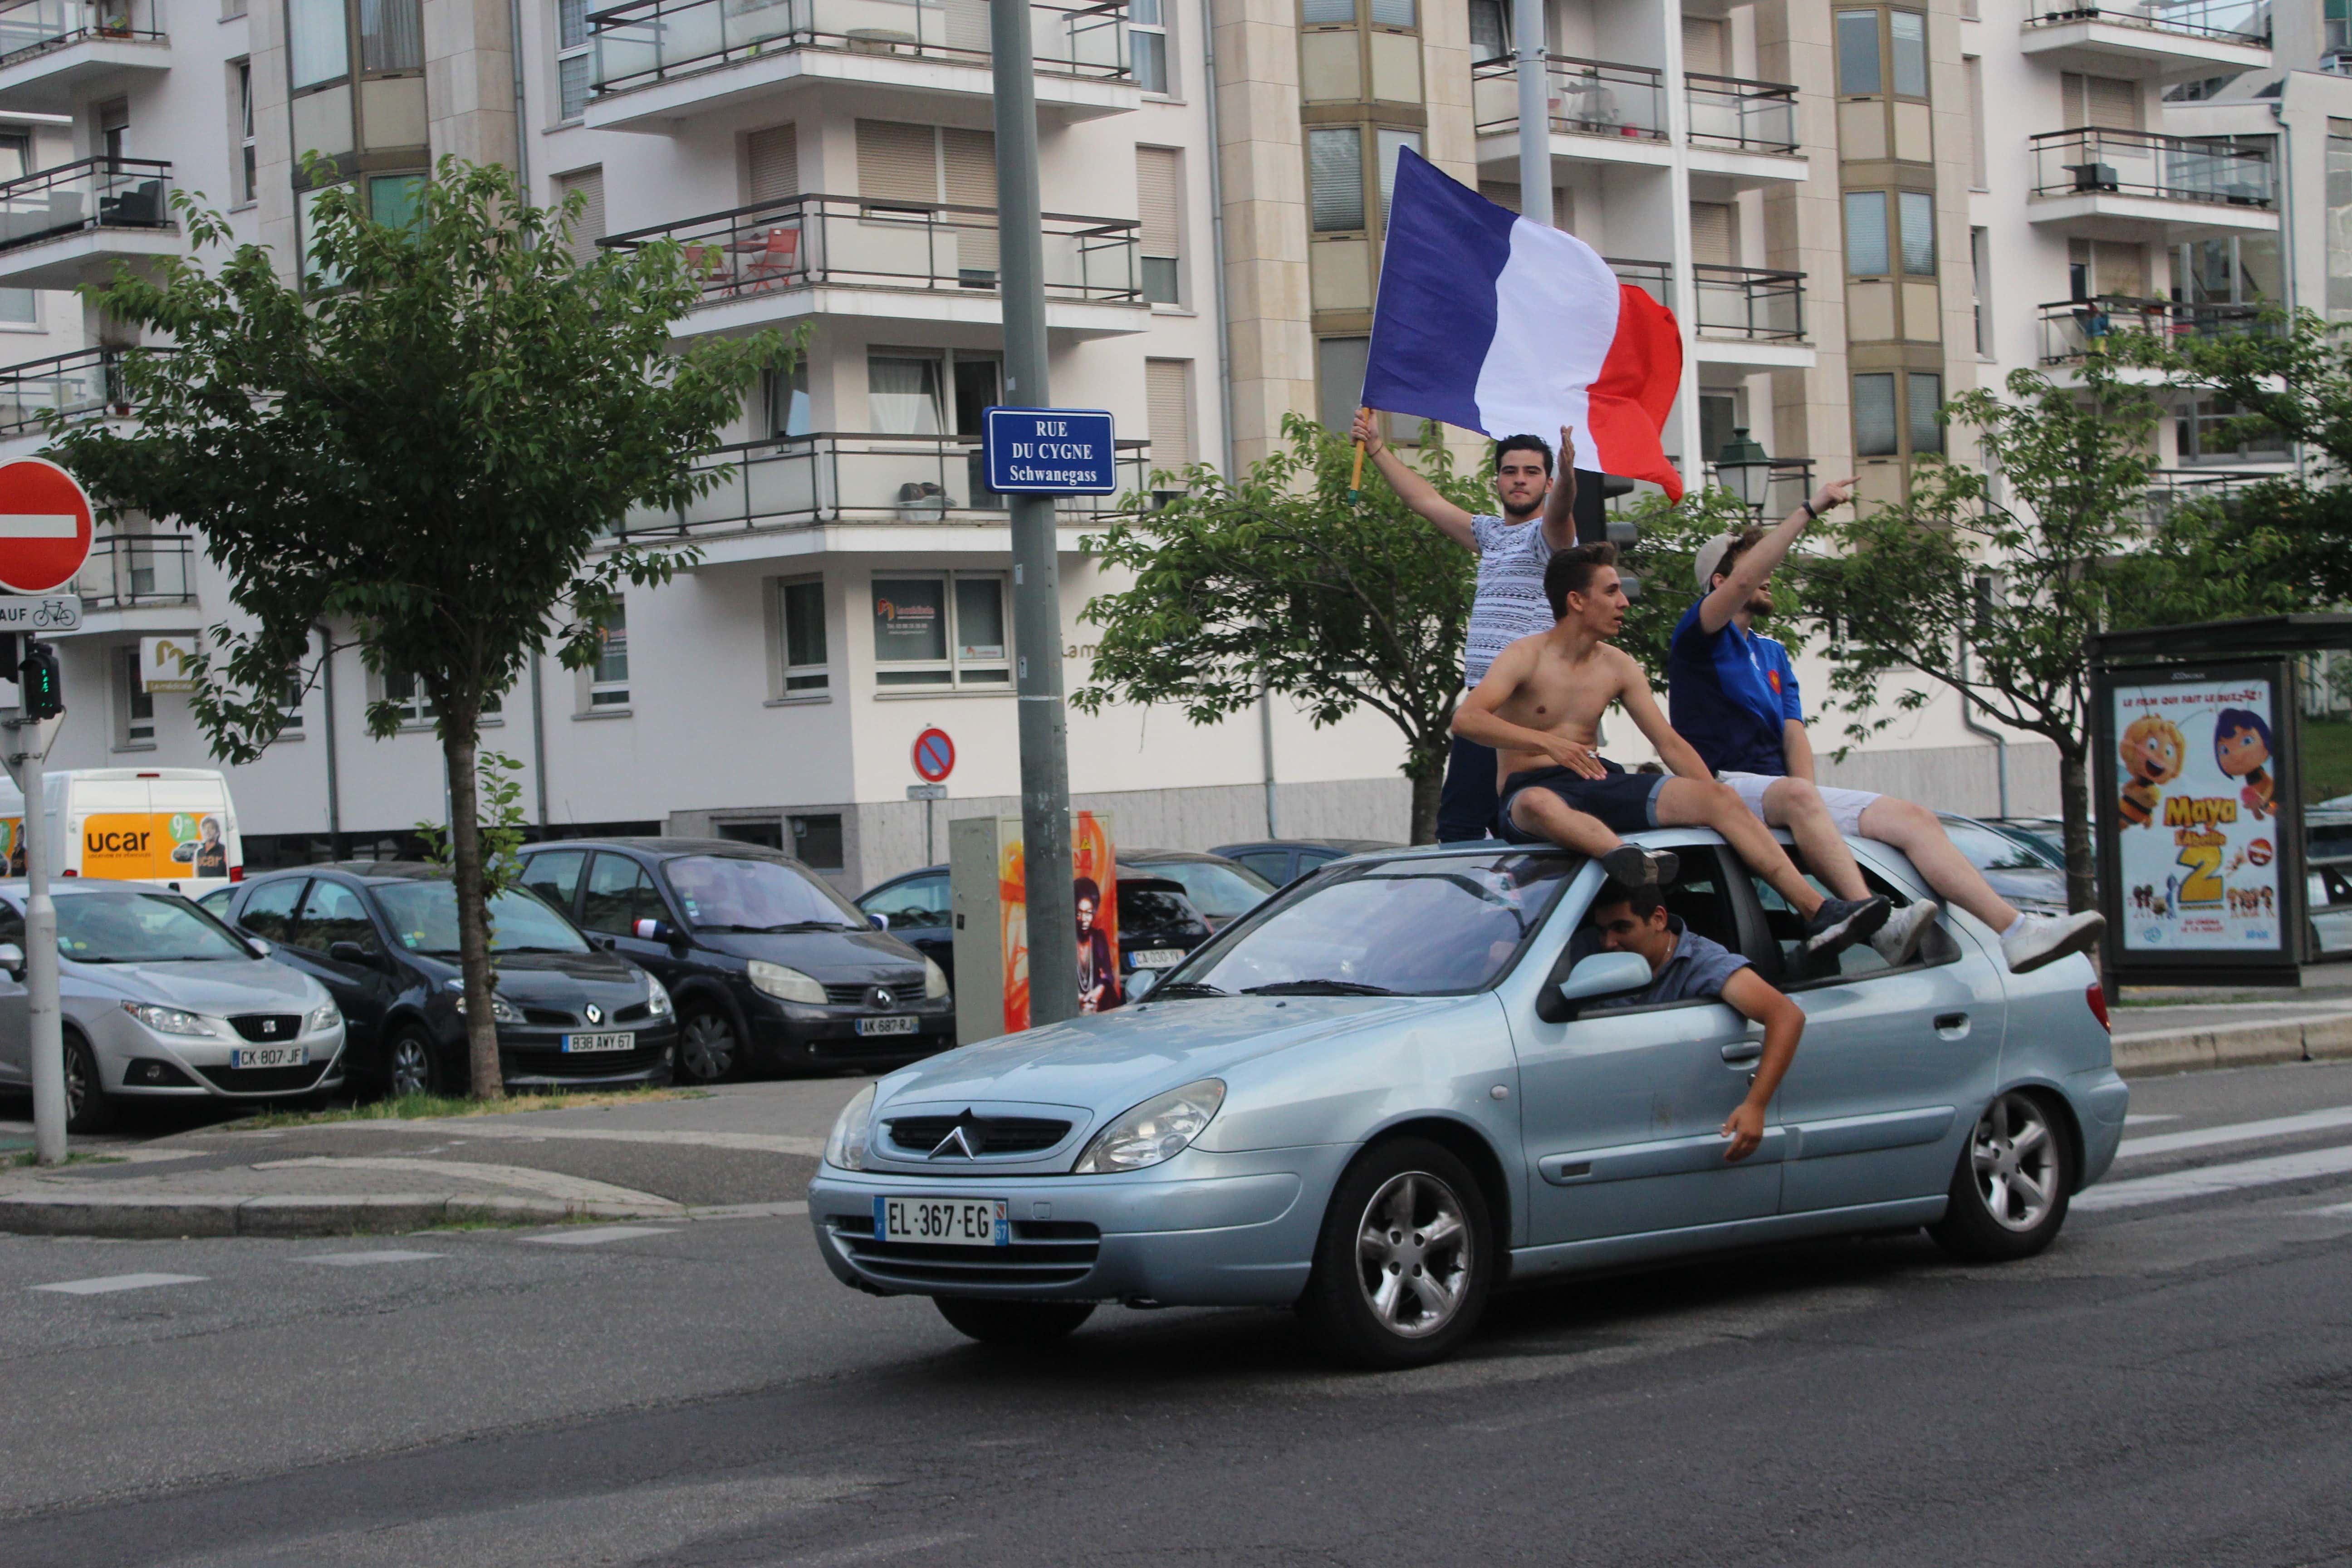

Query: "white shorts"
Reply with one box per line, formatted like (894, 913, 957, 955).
(1720, 771, 1882, 838)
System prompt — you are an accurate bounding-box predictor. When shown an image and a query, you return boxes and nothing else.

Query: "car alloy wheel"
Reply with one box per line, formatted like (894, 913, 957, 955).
(1300, 1136, 1493, 1368)
(676, 1010, 740, 1083)
(1930, 1088, 2074, 1263)
(385, 1032, 436, 1099)
(1354, 1171, 1475, 1339)
(63, 1035, 116, 1134)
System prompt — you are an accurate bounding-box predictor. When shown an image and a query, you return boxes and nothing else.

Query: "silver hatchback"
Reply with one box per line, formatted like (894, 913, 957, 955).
(0, 881, 345, 1131)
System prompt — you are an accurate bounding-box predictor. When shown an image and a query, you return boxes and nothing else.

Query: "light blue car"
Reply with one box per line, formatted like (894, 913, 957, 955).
(808, 834, 2127, 1368)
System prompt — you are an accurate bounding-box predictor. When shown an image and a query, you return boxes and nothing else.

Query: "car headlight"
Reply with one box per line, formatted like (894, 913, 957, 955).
(445, 979, 523, 1024)
(646, 974, 673, 1018)
(922, 957, 949, 1000)
(1071, 1078, 1226, 1175)
(748, 959, 827, 1004)
(122, 1000, 220, 1038)
(308, 1000, 342, 1034)
(823, 1083, 878, 1170)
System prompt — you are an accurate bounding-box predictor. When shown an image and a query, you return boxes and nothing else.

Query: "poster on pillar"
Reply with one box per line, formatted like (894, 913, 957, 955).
(948, 811, 1117, 1040)
(2112, 668, 2288, 954)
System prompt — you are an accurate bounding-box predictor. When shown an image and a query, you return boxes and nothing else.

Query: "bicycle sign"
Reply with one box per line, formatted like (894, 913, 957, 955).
(0, 594, 81, 631)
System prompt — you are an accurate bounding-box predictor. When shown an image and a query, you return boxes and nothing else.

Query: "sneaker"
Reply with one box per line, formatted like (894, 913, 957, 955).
(1802, 895, 1891, 957)
(1870, 899, 1942, 968)
(2002, 911, 2105, 975)
(1601, 844, 1679, 888)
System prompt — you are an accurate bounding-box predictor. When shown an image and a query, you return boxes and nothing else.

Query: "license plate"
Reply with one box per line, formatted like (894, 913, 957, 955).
(561, 1031, 635, 1054)
(877, 1195, 1007, 1247)
(856, 1015, 918, 1037)
(230, 1046, 308, 1069)
(1130, 949, 1188, 969)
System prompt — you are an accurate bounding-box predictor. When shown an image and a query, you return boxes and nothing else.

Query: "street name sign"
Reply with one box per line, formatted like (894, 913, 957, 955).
(907, 784, 948, 801)
(0, 457, 93, 594)
(0, 594, 80, 632)
(983, 407, 1117, 495)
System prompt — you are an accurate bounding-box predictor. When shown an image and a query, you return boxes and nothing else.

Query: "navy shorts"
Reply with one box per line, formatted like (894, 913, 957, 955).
(1496, 760, 1667, 841)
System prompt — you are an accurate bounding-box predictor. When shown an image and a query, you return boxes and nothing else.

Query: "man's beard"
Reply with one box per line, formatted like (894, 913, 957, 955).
(1501, 496, 1543, 520)
(1746, 593, 1774, 620)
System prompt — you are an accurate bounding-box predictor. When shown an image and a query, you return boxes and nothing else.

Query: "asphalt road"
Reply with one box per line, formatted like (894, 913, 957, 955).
(3, 1061, 2351, 1567)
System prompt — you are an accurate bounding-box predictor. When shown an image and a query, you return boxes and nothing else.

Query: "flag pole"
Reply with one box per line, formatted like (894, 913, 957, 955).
(1349, 406, 1369, 504)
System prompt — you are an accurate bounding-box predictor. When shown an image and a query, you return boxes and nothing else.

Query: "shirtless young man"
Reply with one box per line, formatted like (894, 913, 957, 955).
(1453, 543, 1891, 960)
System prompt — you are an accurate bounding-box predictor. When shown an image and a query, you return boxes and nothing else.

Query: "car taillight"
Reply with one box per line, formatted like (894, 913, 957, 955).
(230, 865, 244, 882)
(59, 868, 74, 877)
(2085, 982, 2111, 1033)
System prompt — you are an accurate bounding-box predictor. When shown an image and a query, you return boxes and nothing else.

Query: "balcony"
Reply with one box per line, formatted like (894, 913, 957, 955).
(1606, 259, 1813, 371)
(2036, 294, 2269, 363)
(1685, 73, 1807, 188)
(2029, 129, 2275, 240)
(611, 432, 1148, 555)
(585, 0, 1136, 133)
(1608, 256, 1670, 306)
(599, 193, 1147, 339)
(71, 531, 196, 612)
(0, 157, 176, 289)
(0, 0, 167, 114)
(2020, 0, 2270, 76)
(0, 345, 137, 445)
(1473, 55, 1672, 174)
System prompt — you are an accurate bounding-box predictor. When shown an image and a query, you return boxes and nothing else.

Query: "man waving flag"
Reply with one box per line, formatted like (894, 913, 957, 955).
(1362, 148, 1684, 500)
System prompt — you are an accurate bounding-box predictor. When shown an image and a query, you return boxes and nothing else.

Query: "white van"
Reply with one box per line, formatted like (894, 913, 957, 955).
(0, 767, 245, 892)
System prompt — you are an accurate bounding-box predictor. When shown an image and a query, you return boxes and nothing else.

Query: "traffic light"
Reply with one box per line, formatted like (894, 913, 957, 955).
(1599, 477, 1642, 602)
(0, 633, 17, 684)
(19, 640, 61, 720)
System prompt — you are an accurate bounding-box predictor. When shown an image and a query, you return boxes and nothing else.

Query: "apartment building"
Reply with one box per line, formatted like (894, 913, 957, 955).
(0, 0, 2335, 877)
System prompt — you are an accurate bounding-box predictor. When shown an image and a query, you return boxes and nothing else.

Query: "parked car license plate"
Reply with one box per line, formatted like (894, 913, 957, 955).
(877, 1195, 1006, 1247)
(856, 1015, 918, 1037)
(1130, 949, 1188, 968)
(230, 1046, 309, 1069)
(562, 1031, 636, 1054)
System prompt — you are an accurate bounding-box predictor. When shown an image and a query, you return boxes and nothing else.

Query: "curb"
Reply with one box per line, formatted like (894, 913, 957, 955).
(2114, 1013, 2352, 1078)
(0, 1191, 694, 1240)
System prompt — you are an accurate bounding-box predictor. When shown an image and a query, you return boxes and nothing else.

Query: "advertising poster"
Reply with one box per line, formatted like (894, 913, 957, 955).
(2113, 674, 2285, 953)
(992, 811, 1118, 1033)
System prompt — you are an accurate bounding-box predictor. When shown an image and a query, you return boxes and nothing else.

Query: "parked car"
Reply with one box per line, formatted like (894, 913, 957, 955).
(855, 863, 1216, 993)
(514, 838, 951, 1083)
(1116, 850, 1276, 928)
(1210, 838, 1404, 889)
(217, 862, 676, 1096)
(1937, 813, 2068, 915)
(810, 835, 2125, 1368)
(0, 880, 345, 1132)
(1985, 817, 2067, 867)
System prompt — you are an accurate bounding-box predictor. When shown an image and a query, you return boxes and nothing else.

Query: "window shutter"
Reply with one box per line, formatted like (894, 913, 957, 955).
(2094, 241, 2146, 297)
(1137, 147, 1181, 258)
(941, 127, 998, 273)
(2087, 74, 2139, 131)
(1681, 16, 1724, 76)
(1688, 201, 1735, 266)
(1146, 359, 1194, 467)
(1307, 127, 1366, 232)
(747, 125, 798, 205)
(553, 166, 604, 266)
(857, 120, 940, 204)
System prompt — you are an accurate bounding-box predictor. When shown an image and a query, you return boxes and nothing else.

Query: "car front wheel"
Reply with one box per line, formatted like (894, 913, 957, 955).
(934, 1297, 1096, 1346)
(383, 1029, 437, 1099)
(676, 1009, 742, 1084)
(1298, 1136, 1493, 1369)
(1930, 1088, 2074, 1262)
(63, 1034, 117, 1134)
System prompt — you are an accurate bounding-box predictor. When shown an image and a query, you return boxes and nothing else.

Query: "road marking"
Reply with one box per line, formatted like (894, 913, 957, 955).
(2124, 1114, 2179, 1126)
(31, 1272, 206, 1295)
(253, 1156, 678, 1208)
(524, 1225, 680, 1246)
(2117, 1106, 2352, 1159)
(300, 1250, 446, 1266)
(2075, 1143, 2352, 1213)
(2304, 1200, 2352, 1216)
(769, 1532, 975, 1566)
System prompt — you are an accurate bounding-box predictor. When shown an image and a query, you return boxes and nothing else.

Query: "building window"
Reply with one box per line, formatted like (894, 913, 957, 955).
(869, 354, 945, 434)
(1965, 56, 1985, 188)
(383, 668, 434, 725)
(1308, 126, 1365, 232)
(1854, 370, 1943, 458)
(1855, 373, 1898, 457)
(1317, 336, 1369, 434)
(2177, 397, 2288, 463)
(2332, 120, 2352, 324)
(368, 172, 426, 229)
(1836, 10, 1880, 95)
(287, 0, 349, 91)
(0, 132, 32, 323)
(775, 575, 829, 694)
(1898, 190, 1935, 274)
(1369, 0, 1414, 22)
(1971, 225, 1991, 354)
(788, 813, 844, 871)
(1845, 190, 1889, 276)
(590, 602, 628, 706)
(359, 0, 424, 72)
(1907, 372, 1943, 454)
(1469, 0, 1505, 59)
(235, 61, 257, 204)
(1137, 147, 1182, 304)
(767, 362, 812, 438)
(116, 646, 154, 746)
(872, 573, 1009, 687)
(1301, 0, 1354, 20)
(717, 820, 784, 849)
(279, 670, 305, 732)
(558, 0, 592, 120)
(1890, 10, 1926, 98)
(1375, 128, 1419, 230)
(1130, 0, 1169, 92)
(553, 165, 604, 265)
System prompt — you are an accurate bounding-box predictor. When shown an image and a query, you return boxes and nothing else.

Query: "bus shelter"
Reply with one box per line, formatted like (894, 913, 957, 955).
(2088, 613, 2352, 989)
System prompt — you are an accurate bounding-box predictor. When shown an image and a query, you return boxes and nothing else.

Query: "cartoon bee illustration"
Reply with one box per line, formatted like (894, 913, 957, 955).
(2119, 715, 2186, 828)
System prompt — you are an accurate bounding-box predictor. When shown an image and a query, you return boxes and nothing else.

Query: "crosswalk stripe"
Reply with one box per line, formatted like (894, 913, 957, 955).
(32, 1273, 207, 1295)
(2075, 1143, 2352, 1213)
(524, 1225, 679, 1246)
(2117, 1106, 2352, 1160)
(300, 1250, 446, 1267)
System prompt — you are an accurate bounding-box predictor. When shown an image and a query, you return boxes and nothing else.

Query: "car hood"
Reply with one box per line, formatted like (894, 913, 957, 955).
(691, 926, 928, 980)
(488, 949, 646, 994)
(68, 957, 322, 1012)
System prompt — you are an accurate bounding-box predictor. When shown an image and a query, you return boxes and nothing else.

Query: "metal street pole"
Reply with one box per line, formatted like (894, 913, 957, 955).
(990, 0, 1079, 1026)
(7, 705, 63, 1164)
(1515, 0, 1552, 228)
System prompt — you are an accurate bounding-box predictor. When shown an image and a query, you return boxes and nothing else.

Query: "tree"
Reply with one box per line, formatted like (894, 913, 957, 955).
(1073, 414, 1484, 843)
(52, 157, 786, 1100)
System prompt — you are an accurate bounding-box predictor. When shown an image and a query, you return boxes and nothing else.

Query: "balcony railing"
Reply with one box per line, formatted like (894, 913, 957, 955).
(2030, 128, 2274, 207)
(2035, 294, 2269, 361)
(2025, 0, 2269, 47)
(1606, 256, 1671, 308)
(588, 0, 1129, 97)
(599, 192, 1140, 305)
(0, 157, 171, 253)
(1472, 55, 1666, 142)
(1685, 74, 1798, 154)
(72, 531, 194, 609)
(0, 345, 142, 436)
(613, 432, 1150, 539)
(1694, 265, 1804, 340)
(0, 0, 162, 67)
(2143, 467, 2272, 528)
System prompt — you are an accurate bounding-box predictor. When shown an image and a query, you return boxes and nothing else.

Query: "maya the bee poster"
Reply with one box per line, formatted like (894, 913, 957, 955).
(2114, 674, 2285, 953)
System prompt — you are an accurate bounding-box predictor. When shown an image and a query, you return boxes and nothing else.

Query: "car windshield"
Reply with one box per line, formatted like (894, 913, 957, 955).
(374, 882, 589, 956)
(1941, 818, 2053, 873)
(1166, 852, 1578, 997)
(54, 891, 256, 964)
(1139, 861, 1274, 921)
(662, 854, 863, 932)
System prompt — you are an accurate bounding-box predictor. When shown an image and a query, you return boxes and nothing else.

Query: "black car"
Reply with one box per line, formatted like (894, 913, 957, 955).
(1117, 849, 1276, 929)
(216, 863, 678, 1096)
(1210, 838, 1403, 889)
(513, 838, 953, 1083)
(855, 862, 1215, 991)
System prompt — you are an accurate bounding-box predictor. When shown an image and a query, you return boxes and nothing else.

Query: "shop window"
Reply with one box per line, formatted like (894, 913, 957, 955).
(871, 573, 1008, 688)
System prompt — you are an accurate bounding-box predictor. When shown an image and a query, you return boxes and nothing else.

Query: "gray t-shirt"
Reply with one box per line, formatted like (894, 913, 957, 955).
(1625, 919, 1752, 1007)
(1463, 512, 1556, 686)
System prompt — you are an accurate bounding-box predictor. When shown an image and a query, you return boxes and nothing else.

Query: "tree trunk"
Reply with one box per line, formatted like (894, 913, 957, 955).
(1406, 733, 1446, 844)
(445, 719, 504, 1101)
(2057, 740, 2097, 916)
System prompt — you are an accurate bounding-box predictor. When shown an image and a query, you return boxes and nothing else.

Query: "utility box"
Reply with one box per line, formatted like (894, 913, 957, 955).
(949, 810, 1117, 1043)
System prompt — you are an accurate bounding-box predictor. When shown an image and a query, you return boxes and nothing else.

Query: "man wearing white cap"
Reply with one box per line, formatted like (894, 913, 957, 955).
(1668, 495, 2104, 975)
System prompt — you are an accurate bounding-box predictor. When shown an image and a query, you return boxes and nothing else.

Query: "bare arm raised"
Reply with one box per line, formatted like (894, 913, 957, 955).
(1695, 475, 1860, 635)
(1450, 637, 1606, 779)
(1610, 652, 1715, 781)
(1352, 407, 1477, 549)
(1540, 425, 1579, 553)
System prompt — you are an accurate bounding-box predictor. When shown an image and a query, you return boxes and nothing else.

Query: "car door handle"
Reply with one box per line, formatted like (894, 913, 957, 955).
(1720, 1042, 1764, 1065)
(1934, 1012, 1970, 1038)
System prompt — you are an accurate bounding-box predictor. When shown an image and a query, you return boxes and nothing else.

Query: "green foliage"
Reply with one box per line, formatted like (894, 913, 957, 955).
(1615, 485, 1793, 687)
(1074, 414, 1485, 841)
(418, 751, 527, 898)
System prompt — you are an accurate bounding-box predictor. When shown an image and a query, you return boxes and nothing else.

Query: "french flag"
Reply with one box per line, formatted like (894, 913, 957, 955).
(1362, 149, 1685, 501)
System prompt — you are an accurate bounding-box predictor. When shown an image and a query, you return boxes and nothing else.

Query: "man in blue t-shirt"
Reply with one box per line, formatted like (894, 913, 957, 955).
(1666, 490, 2104, 976)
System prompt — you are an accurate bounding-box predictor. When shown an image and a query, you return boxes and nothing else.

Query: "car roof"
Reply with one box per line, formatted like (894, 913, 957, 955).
(521, 837, 830, 869)
(247, 861, 449, 884)
(861, 862, 1192, 893)
(0, 877, 193, 897)
(1121, 848, 1245, 864)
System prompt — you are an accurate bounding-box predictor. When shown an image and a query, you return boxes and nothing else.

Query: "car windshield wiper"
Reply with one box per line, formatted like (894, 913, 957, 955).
(493, 945, 584, 955)
(1146, 980, 1229, 998)
(1240, 979, 1398, 996)
(701, 921, 855, 933)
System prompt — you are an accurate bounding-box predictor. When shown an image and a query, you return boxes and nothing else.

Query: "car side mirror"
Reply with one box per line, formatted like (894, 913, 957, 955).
(1127, 968, 1160, 1000)
(868, 911, 890, 932)
(328, 941, 375, 966)
(0, 941, 21, 977)
(630, 918, 680, 945)
(245, 937, 273, 959)
(1537, 951, 1652, 1023)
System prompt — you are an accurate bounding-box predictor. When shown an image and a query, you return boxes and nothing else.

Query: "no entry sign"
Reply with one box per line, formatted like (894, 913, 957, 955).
(0, 457, 93, 594)
(912, 727, 956, 784)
